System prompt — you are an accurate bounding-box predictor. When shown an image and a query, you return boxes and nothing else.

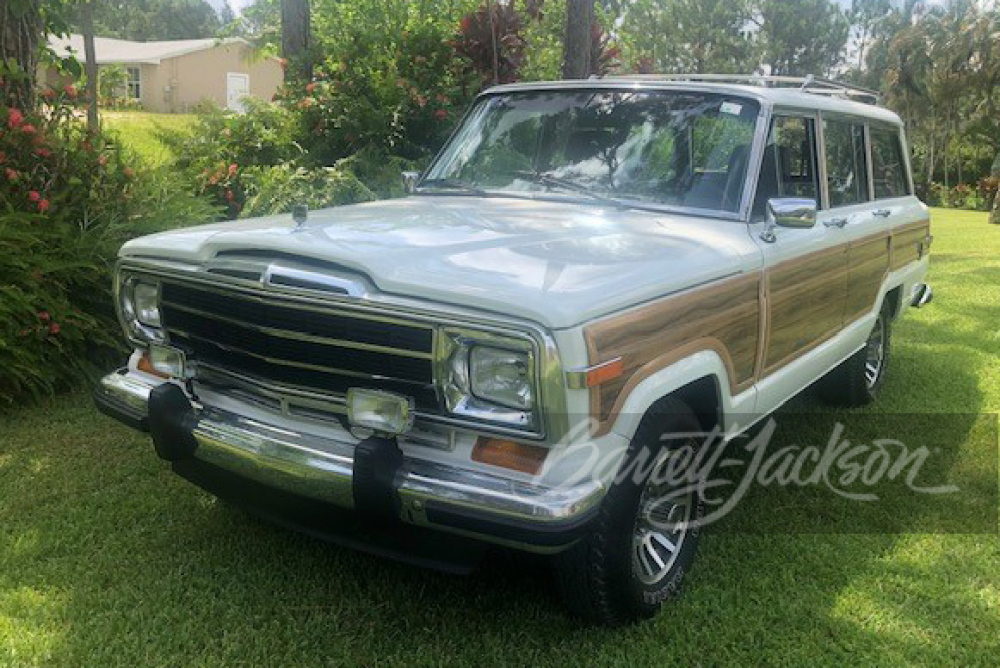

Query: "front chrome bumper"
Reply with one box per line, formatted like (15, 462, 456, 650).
(95, 370, 604, 555)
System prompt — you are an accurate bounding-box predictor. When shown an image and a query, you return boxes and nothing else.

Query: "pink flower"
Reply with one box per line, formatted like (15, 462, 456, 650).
(0, 151, 5, 163)
(20, 124, 36, 135)
(434, 109, 448, 120)
(7, 108, 23, 128)
(35, 147, 51, 157)
(37, 310, 50, 322)
(228, 163, 238, 177)
(38, 199, 50, 213)
(63, 84, 77, 98)
(49, 322, 60, 336)
(305, 82, 317, 94)
(28, 190, 41, 202)
(5, 168, 18, 181)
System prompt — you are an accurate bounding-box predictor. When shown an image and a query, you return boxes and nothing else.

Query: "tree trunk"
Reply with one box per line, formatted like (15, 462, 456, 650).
(80, 0, 99, 133)
(562, 0, 593, 79)
(0, 0, 44, 110)
(280, 0, 312, 81)
(991, 149, 1000, 224)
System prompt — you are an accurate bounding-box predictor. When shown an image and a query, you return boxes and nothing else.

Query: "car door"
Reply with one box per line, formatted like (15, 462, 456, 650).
(820, 115, 890, 325)
(750, 112, 851, 413)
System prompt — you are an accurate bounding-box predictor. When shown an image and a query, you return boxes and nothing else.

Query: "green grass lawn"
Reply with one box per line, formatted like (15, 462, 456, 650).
(102, 111, 197, 167)
(1, 208, 998, 667)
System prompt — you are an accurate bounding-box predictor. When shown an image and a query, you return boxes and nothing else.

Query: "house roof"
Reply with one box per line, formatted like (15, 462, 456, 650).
(48, 34, 248, 65)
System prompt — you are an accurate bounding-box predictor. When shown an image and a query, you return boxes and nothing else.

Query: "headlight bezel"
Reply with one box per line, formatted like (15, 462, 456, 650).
(116, 271, 167, 345)
(437, 327, 540, 432)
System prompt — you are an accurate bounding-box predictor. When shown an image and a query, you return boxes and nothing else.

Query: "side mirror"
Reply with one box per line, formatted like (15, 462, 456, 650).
(761, 197, 817, 242)
(401, 171, 421, 194)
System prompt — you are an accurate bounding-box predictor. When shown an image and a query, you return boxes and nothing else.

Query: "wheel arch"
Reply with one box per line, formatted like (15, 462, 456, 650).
(607, 349, 732, 441)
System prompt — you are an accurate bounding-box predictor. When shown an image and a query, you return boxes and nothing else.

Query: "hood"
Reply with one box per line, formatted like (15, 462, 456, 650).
(121, 196, 757, 329)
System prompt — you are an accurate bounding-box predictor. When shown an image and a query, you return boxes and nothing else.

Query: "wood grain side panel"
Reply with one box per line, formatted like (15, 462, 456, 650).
(763, 244, 849, 373)
(845, 232, 890, 321)
(584, 274, 760, 431)
(890, 220, 930, 271)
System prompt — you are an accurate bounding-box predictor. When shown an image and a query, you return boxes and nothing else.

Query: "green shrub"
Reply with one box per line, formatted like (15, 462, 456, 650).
(240, 163, 374, 218)
(0, 103, 218, 404)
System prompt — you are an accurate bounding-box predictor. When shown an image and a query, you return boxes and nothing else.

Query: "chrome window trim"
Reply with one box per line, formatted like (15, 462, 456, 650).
(116, 258, 570, 442)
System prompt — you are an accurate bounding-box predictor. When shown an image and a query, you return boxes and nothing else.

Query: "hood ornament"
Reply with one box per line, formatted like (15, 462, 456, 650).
(291, 204, 308, 228)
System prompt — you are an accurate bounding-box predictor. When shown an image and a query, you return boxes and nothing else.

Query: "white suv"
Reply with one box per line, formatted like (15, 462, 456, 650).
(96, 75, 932, 624)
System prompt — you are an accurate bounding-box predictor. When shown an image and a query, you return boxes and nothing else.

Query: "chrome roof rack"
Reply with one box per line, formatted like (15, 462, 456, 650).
(598, 73, 880, 104)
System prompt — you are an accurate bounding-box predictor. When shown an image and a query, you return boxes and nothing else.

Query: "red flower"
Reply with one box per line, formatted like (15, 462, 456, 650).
(28, 190, 41, 202)
(228, 163, 238, 177)
(20, 123, 36, 134)
(35, 147, 51, 157)
(434, 109, 448, 120)
(38, 199, 50, 213)
(37, 310, 50, 322)
(305, 82, 317, 94)
(63, 84, 77, 98)
(5, 168, 18, 181)
(0, 151, 5, 163)
(42, 89, 56, 101)
(7, 108, 23, 128)
(49, 322, 61, 336)
(123, 167, 134, 178)
(225, 189, 235, 202)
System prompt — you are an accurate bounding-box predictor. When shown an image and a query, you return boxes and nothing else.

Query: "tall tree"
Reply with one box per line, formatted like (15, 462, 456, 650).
(562, 0, 593, 78)
(281, 0, 311, 80)
(79, 0, 98, 133)
(1, 0, 45, 110)
(755, 0, 850, 76)
(84, 0, 222, 41)
(620, 0, 759, 74)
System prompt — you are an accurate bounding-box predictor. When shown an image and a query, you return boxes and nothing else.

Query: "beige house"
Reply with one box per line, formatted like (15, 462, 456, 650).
(45, 34, 284, 113)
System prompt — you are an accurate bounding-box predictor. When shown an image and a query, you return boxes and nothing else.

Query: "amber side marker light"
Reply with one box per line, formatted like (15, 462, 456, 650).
(472, 437, 549, 475)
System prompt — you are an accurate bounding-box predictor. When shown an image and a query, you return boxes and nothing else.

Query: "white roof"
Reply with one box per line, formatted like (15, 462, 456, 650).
(48, 34, 248, 65)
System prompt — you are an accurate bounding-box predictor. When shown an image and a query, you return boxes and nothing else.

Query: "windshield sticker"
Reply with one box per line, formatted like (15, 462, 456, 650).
(720, 101, 743, 116)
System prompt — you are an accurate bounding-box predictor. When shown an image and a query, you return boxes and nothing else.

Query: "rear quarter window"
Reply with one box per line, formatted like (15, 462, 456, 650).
(870, 128, 910, 199)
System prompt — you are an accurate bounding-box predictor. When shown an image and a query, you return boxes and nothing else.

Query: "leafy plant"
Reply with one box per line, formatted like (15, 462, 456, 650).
(0, 101, 218, 404)
(453, 1, 527, 86)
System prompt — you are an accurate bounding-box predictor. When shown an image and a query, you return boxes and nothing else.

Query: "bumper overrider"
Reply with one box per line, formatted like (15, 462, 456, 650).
(94, 370, 604, 570)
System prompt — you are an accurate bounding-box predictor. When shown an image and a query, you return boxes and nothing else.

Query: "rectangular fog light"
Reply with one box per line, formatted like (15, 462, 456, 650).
(347, 388, 414, 436)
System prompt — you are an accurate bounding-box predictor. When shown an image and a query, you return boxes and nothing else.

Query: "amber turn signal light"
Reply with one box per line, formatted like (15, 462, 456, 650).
(136, 351, 171, 379)
(472, 437, 549, 475)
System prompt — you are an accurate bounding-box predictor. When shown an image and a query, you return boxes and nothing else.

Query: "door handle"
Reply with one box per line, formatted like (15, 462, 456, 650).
(872, 209, 891, 218)
(824, 217, 848, 228)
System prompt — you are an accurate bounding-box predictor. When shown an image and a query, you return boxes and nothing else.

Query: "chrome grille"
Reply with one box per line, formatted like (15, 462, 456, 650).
(159, 281, 440, 411)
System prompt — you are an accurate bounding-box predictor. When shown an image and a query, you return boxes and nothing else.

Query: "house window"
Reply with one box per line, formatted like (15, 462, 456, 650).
(126, 67, 141, 100)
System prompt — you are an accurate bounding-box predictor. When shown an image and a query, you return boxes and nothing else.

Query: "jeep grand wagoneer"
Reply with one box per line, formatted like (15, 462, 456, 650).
(96, 75, 932, 624)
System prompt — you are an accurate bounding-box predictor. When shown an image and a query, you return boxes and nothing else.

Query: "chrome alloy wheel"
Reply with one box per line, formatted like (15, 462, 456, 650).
(631, 452, 694, 586)
(864, 313, 886, 389)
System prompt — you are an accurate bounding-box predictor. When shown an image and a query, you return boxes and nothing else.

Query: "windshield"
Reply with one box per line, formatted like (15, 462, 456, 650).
(423, 89, 760, 213)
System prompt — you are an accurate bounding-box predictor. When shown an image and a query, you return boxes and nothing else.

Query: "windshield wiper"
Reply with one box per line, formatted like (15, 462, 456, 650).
(417, 178, 487, 196)
(509, 170, 626, 209)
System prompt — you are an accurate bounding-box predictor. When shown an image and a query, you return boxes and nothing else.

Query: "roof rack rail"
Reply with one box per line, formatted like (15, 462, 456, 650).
(599, 73, 880, 104)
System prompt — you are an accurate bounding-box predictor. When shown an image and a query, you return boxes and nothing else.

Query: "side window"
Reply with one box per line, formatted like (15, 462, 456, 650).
(752, 115, 818, 219)
(871, 128, 910, 199)
(824, 119, 869, 207)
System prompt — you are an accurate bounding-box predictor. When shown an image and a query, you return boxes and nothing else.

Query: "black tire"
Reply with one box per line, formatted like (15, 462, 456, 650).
(819, 304, 892, 407)
(553, 397, 705, 625)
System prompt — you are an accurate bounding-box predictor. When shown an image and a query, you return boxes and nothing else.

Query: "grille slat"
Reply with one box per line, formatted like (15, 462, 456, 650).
(159, 281, 439, 411)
